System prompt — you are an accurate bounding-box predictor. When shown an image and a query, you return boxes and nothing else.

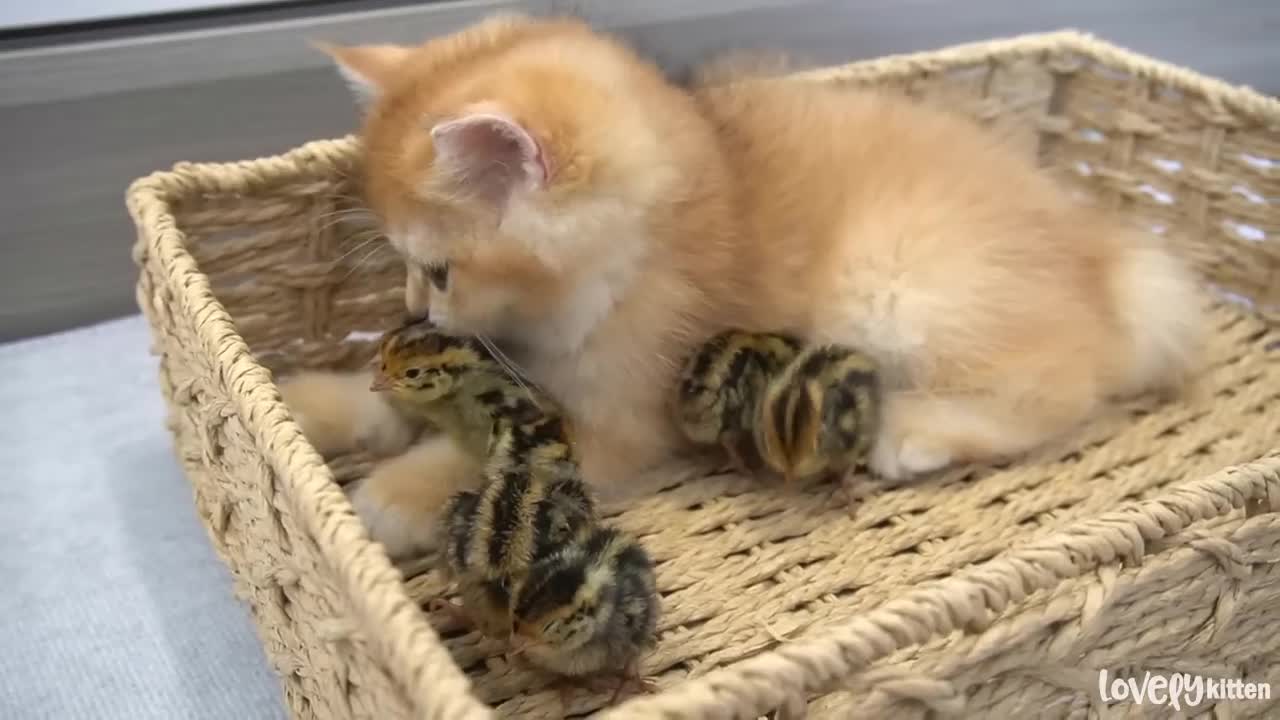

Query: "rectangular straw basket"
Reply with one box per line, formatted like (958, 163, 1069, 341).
(126, 30, 1280, 720)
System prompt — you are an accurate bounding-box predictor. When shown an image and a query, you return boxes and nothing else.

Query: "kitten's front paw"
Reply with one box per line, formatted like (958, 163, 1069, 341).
(345, 435, 483, 560)
(348, 477, 441, 560)
(355, 409, 418, 458)
(278, 370, 416, 458)
(869, 433, 952, 482)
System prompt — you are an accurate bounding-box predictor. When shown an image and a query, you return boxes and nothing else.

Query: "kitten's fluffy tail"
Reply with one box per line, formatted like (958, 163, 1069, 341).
(1107, 231, 1208, 401)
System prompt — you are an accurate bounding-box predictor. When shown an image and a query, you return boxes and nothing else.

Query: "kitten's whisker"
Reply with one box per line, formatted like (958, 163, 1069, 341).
(313, 211, 379, 234)
(341, 228, 386, 244)
(316, 218, 380, 237)
(329, 235, 387, 268)
(313, 207, 374, 221)
(314, 212, 375, 227)
(476, 334, 540, 407)
(481, 336, 533, 388)
(340, 244, 391, 283)
(316, 189, 377, 206)
(335, 235, 387, 260)
(476, 334, 528, 386)
(321, 192, 373, 204)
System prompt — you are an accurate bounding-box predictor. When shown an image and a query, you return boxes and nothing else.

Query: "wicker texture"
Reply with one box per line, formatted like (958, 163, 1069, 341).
(126, 30, 1280, 720)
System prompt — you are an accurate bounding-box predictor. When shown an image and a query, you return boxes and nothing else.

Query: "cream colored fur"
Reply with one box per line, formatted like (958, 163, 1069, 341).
(277, 16, 1205, 556)
(277, 370, 416, 458)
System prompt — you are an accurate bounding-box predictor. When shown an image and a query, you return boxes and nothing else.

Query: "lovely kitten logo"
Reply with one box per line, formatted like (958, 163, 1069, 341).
(1097, 668, 1272, 710)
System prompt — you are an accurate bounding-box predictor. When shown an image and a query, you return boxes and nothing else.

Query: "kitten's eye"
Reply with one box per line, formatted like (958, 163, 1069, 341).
(427, 262, 449, 291)
(405, 368, 421, 379)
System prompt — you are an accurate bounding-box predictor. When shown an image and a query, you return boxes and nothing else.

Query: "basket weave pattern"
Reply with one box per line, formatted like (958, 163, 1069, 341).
(126, 31, 1280, 719)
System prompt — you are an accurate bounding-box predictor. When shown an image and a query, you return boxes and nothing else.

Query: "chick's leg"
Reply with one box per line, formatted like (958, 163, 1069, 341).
(838, 469, 869, 518)
(427, 598, 478, 632)
(348, 434, 484, 559)
(720, 433, 755, 476)
(551, 673, 652, 711)
(607, 659, 659, 705)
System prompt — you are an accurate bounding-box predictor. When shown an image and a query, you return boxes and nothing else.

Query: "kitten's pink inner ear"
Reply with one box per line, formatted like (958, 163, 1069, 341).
(430, 113, 549, 206)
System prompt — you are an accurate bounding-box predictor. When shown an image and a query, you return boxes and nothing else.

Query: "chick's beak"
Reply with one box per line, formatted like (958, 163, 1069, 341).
(369, 375, 391, 392)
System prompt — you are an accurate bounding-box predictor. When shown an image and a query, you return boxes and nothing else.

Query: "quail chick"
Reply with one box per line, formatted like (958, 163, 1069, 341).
(369, 318, 573, 470)
(509, 524, 661, 706)
(675, 329, 803, 474)
(433, 466, 596, 639)
(370, 319, 597, 636)
(754, 344, 881, 504)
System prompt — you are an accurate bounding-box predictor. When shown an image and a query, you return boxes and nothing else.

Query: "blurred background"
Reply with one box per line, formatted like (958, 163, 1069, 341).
(1, 0, 1277, 343)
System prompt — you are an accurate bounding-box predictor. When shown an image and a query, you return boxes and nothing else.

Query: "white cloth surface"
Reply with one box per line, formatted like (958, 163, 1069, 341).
(0, 315, 286, 720)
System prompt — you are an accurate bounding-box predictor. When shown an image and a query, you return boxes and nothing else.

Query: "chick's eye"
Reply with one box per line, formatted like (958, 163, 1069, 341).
(427, 262, 449, 291)
(405, 368, 421, 379)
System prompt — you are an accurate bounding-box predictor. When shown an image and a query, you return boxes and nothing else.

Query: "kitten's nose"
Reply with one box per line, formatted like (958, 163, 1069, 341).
(405, 264, 431, 319)
(427, 306, 450, 329)
(402, 309, 430, 325)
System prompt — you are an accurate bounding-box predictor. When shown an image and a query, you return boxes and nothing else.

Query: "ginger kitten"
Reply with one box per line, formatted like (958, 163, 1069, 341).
(281, 15, 1203, 557)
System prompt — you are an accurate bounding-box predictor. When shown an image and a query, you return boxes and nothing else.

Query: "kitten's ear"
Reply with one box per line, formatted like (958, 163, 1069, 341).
(312, 41, 412, 105)
(429, 112, 549, 207)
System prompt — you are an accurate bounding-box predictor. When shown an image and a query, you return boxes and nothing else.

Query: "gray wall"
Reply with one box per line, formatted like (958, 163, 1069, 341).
(2, 0, 1277, 342)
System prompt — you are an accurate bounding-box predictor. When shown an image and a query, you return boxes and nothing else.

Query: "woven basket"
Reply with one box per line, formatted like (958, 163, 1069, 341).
(126, 30, 1280, 719)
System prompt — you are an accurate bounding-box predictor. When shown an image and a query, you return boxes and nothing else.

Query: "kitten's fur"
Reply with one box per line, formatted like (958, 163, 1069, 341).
(284, 15, 1204, 557)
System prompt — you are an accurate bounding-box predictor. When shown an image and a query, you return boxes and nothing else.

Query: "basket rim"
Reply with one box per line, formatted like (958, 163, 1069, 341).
(124, 27, 1280, 720)
(599, 458, 1280, 719)
(126, 176, 497, 717)
(123, 28, 1280, 204)
(126, 135, 362, 208)
(794, 29, 1280, 122)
